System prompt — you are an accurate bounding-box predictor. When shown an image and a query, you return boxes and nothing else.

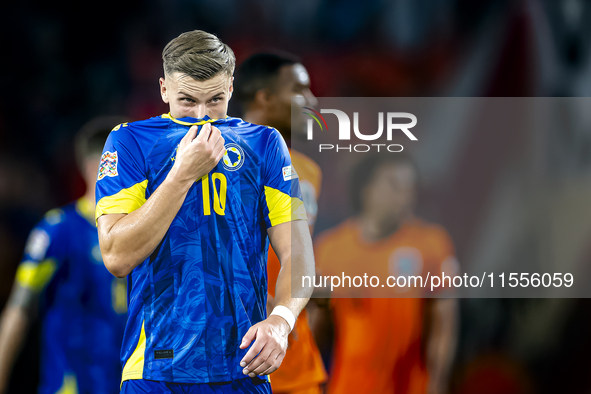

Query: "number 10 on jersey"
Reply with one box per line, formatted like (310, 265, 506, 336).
(200, 173, 227, 216)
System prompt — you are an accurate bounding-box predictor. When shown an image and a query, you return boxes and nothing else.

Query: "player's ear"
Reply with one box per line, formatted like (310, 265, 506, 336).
(228, 76, 234, 100)
(159, 77, 169, 104)
(253, 88, 272, 109)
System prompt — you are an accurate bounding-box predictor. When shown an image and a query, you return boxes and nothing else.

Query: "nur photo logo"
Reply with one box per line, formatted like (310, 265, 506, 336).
(304, 108, 418, 153)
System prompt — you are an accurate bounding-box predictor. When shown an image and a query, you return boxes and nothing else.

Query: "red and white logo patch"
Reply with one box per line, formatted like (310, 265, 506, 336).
(98, 151, 118, 180)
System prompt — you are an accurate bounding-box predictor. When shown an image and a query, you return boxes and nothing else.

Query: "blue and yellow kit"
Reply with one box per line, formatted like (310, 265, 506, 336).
(15, 198, 127, 394)
(95, 115, 306, 385)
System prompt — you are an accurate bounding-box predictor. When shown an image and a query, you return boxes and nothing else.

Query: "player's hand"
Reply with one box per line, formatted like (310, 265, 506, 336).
(239, 315, 290, 377)
(170, 123, 225, 186)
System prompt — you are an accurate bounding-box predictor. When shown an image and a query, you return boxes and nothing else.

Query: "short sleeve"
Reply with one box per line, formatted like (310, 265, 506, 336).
(95, 124, 148, 222)
(260, 128, 307, 228)
(425, 226, 459, 296)
(15, 209, 67, 292)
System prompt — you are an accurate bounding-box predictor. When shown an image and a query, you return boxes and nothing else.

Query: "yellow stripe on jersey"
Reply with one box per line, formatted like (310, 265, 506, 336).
(95, 180, 148, 222)
(16, 259, 58, 292)
(55, 373, 78, 394)
(264, 186, 307, 227)
(75, 197, 95, 223)
(121, 321, 146, 384)
(162, 113, 226, 126)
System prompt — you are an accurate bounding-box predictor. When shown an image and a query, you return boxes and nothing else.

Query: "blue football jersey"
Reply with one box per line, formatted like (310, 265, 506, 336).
(15, 197, 127, 394)
(95, 114, 306, 385)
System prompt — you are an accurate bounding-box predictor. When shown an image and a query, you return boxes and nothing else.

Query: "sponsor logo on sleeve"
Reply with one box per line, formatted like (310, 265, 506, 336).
(98, 151, 119, 180)
(282, 165, 298, 181)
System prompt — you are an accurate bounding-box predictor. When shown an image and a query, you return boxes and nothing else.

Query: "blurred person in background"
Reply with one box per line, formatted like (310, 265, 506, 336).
(0, 117, 128, 394)
(234, 53, 327, 394)
(314, 154, 459, 394)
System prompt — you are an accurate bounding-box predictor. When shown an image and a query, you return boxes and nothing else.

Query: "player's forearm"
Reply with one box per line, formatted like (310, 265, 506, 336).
(274, 257, 313, 319)
(99, 171, 194, 277)
(273, 222, 315, 319)
(427, 299, 458, 393)
(0, 306, 30, 392)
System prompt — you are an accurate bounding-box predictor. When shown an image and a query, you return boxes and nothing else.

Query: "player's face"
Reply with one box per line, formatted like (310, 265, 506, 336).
(160, 72, 233, 120)
(266, 64, 317, 138)
(362, 162, 417, 224)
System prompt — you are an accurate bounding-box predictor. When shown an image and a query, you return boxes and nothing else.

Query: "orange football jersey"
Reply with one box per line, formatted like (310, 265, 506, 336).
(314, 218, 456, 394)
(267, 150, 327, 392)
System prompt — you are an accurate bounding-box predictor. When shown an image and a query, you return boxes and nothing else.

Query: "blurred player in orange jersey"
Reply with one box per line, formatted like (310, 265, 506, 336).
(314, 154, 459, 394)
(234, 53, 327, 394)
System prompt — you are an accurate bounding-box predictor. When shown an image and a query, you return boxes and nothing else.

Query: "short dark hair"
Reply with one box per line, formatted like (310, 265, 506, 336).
(75, 116, 127, 169)
(234, 52, 300, 106)
(349, 153, 417, 214)
(162, 30, 235, 81)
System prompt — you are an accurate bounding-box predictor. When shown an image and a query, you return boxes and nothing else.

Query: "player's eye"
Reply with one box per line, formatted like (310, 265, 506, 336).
(209, 97, 222, 104)
(180, 97, 195, 103)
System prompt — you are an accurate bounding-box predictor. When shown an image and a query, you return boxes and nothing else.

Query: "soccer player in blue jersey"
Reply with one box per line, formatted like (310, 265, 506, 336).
(95, 30, 315, 393)
(0, 117, 128, 394)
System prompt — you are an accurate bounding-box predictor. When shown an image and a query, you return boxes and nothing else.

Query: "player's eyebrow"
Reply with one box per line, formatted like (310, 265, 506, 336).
(207, 92, 226, 101)
(178, 91, 196, 98)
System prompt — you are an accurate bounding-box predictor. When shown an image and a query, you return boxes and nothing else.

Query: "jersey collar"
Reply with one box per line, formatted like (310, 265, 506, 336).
(162, 113, 228, 126)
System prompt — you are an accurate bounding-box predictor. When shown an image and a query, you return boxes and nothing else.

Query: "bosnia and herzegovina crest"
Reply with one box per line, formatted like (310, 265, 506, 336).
(98, 151, 119, 180)
(222, 143, 245, 171)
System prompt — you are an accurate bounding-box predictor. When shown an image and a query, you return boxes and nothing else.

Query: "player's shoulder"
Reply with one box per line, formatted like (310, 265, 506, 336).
(41, 202, 76, 226)
(108, 115, 170, 147)
(124, 115, 171, 130)
(28, 202, 80, 246)
(225, 117, 283, 141)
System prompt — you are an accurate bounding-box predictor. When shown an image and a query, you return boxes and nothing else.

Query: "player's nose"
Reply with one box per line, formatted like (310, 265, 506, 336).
(193, 104, 208, 119)
(304, 89, 318, 108)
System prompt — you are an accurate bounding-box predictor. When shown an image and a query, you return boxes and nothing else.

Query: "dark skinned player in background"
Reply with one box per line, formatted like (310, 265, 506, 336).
(234, 53, 328, 394)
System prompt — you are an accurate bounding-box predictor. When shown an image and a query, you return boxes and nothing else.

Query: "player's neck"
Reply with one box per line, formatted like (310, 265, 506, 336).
(243, 109, 266, 127)
(243, 111, 291, 146)
(358, 212, 410, 242)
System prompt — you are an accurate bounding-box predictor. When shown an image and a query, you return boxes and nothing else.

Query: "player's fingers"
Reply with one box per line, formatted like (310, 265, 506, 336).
(208, 125, 222, 143)
(214, 146, 226, 165)
(180, 125, 198, 147)
(211, 131, 225, 149)
(258, 351, 282, 376)
(244, 346, 274, 376)
(240, 326, 257, 350)
(250, 348, 281, 376)
(240, 336, 265, 368)
(195, 123, 212, 142)
(213, 137, 226, 163)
